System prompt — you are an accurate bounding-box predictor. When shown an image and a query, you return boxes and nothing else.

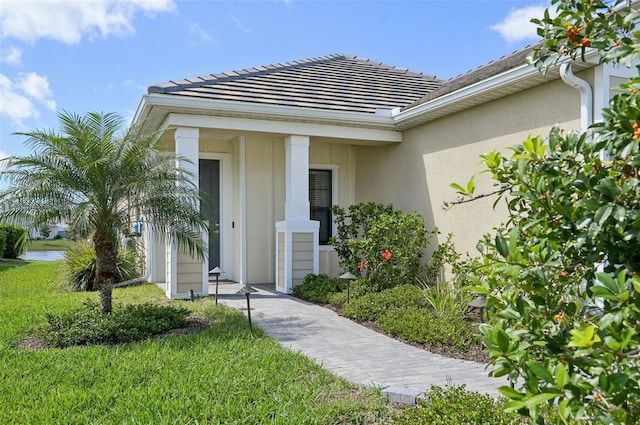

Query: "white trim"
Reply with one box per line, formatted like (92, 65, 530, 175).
(238, 136, 247, 284)
(200, 153, 234, 281)
(394, 51, 601, 127)
(138, 94, 397, 130)
(162, 112, 401, 143)
(310, 163, 339, 248)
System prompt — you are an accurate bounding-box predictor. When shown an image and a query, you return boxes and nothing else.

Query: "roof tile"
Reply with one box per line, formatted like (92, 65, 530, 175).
(148, 53, 445, 114)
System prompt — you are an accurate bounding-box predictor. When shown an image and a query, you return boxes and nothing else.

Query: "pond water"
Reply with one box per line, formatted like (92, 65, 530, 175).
(20, 251, 65, 261)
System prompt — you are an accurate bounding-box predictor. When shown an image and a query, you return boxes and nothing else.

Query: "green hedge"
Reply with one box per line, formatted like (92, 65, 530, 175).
(0, 223, 27, 259)
(342, 284, 426, 322)
(293, 274, 346, 304)
(0, 228, 6, 258)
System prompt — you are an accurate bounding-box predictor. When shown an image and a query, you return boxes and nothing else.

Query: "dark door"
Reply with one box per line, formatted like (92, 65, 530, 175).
(199, 159, 220, 268)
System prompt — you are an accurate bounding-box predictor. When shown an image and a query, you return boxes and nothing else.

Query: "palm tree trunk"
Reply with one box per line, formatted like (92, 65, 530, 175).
(93, 231, 118, 314)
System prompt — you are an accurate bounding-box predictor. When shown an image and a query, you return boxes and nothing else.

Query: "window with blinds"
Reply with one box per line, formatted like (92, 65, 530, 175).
(309, 169, 332, 244)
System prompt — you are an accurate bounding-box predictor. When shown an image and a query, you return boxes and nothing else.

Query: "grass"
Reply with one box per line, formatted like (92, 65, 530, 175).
(26, 238, 74, 251)
(0, 260, 390, 424)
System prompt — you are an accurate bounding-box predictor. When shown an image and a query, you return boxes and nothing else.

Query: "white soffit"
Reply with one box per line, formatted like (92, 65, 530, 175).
(138, 94, 401, 143)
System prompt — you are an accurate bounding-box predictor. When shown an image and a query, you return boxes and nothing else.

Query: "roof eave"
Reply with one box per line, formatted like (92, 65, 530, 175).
(138, 93, 397, 129)
(394, 51, 601, 130)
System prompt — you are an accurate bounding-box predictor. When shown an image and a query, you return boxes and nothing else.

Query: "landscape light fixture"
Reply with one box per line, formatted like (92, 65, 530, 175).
(210, 267, 223, 304)
(340, 272, 356, 304)
(235, 285, 258, 331)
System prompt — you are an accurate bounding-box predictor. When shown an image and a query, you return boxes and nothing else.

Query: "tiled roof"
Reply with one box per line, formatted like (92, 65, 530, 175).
(402, 46, 535, 111)
(149, 54, 445, 114)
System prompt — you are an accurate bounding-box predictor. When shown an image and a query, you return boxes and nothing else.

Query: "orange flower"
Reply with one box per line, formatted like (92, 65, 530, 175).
(580, 38, 592, 47)
(381, 249, 392, 261)
(594, 394, 603, 403)
(558, 270, 567, 277)
(553, 311, 565, 323)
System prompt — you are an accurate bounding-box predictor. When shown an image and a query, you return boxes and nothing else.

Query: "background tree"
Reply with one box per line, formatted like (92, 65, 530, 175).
(452, 1, 640, 423)
(0, 111, 209, 313)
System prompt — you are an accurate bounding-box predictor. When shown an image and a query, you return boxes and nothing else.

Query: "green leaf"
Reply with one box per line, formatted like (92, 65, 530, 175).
(555, 363, 569, 389)
(567, 325, 601, 348)
(495, 233, 509, 258)
(496, 328, 511, 353)
(498, 385, 525, 400)
(596, 272, 618, 294)
(594, 179, 619, 198)
(503, 400, 527, 413)
(450, 182, 468, 195)
(594, 204, 613, 226)
(526, 361, 554, 384)
(466, 175, 476, 195)
(508, 226, 520, 256)
(525, 392, 559, 409)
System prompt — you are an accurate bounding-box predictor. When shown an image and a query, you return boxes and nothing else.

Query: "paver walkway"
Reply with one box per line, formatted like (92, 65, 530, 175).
(212, 282, 507, 403)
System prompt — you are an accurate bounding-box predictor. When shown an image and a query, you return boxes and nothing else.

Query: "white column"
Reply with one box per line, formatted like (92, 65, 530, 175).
(285, 135, 311, 221)
(170, 127, 208, 298)
(175, 127, 199, 177)
(275, 135, 319, 294)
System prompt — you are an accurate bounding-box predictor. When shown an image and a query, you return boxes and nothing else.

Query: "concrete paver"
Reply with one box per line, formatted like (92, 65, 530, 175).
(212, 282, 507, 402)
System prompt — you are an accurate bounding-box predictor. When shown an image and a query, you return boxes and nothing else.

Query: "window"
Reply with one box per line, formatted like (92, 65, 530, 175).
(309, 169, 332, 244)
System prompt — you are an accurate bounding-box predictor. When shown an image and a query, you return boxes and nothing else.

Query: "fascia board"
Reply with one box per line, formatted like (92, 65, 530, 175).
(162, 113, 402, 143)
(394, 63, 542, 125)
(395, 50, 601, 126)
(142, 93, 396, 129)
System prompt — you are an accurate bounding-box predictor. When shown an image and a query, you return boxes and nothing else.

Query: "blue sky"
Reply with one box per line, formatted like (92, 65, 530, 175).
(0, 0, 552, 162)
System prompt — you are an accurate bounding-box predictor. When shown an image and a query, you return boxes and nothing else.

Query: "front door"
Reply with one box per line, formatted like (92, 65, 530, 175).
(199, 159, 220, 269)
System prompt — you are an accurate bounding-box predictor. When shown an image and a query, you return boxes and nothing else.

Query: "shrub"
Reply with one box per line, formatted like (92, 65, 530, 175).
(330, 203, 434, 292)
(38, 300, 190, 348)
(390, 385, 522, 425)
(0, 223, 27, 259)
(0, 228, 6, 258)
(293, 273, 346, 303)
(342, 284, 425, 322)
(420, 282, 472, 316)
(378, 307, 480, 351)
(61, 241, 139, 291)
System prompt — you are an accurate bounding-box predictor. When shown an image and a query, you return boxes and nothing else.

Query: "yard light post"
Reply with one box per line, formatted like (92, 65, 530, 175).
(236, 285, 258, 331)
(210, 267, 223, 304)
(340, 272, 356, 304)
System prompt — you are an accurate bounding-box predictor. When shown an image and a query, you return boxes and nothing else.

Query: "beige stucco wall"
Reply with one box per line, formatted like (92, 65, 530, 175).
(244, 137, 354, 283)
(355, 75, 584, 257)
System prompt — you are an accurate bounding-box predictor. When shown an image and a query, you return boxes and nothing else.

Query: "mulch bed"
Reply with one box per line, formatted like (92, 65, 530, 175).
(322, 302, 489, 364)
(16, 315, 212, 351)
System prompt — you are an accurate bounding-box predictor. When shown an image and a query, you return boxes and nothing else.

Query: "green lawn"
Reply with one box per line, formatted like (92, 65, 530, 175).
(0, 260, 390, 424)
(26, 238, 74, 251)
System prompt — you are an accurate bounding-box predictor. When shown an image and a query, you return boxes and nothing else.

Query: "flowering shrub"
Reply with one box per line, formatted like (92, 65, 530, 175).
(330, 202, 434, 291)
(451, 2, 640, 423)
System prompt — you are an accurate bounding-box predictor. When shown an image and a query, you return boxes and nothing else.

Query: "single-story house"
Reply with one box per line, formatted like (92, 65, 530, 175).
(132, 50, 634, 299)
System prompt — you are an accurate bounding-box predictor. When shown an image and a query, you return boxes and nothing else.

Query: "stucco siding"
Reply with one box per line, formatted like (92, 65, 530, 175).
(356, 77, 582, 256)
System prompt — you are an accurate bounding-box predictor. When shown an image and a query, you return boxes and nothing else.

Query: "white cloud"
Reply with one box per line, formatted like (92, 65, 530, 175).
(491, 5, 547, 43)
(189, 22, 212, 45)
(232, 17, 251, 34)
(17, 72, 56, 111)
(0, 72, 55, 126)
(0, 0, 176, 44)
(1, 46, 22, 65)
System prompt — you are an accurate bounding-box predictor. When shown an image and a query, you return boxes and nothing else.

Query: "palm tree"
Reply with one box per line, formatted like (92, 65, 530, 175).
(0, 111, 209, 313)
